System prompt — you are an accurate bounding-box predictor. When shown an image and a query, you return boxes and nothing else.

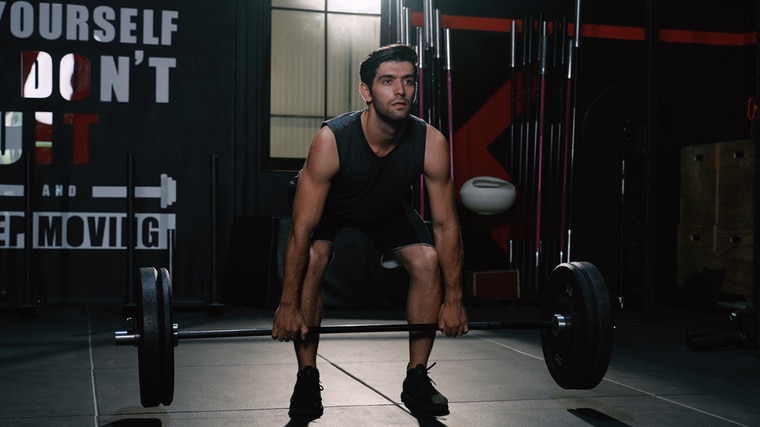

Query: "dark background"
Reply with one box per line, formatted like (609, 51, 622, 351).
(0, 1, 756, 316)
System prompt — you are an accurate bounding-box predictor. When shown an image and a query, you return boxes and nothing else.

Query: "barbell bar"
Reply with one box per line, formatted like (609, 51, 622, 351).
(116, 318, 569, 345)
(116, 261, 614, 408)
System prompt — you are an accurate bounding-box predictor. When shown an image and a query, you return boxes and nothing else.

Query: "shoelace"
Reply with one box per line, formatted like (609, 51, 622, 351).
(310, 377, 324, 392)
(421, 362, 438, 386)
(307, 378, 324, 392)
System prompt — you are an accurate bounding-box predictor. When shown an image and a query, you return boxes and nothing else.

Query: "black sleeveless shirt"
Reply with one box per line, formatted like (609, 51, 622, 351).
(321, 110, 427, 223)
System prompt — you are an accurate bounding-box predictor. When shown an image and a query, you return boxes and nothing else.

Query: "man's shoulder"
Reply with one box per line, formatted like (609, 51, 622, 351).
(323, 110, 363, 131)
(408, 114, 427, 127)
(408, 114, 430, 141)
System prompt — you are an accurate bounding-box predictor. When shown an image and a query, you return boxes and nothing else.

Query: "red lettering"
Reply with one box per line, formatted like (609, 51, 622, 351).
(35, 116, 53, 164)
(64, 113, 98, 164)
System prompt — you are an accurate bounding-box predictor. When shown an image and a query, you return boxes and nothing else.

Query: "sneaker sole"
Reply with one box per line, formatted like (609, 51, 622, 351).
(401, 392, 450, 417)
(288, 407, 324, 421)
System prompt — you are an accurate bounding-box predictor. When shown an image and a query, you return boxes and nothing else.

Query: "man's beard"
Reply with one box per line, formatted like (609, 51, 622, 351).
(371, 96, 412, 126)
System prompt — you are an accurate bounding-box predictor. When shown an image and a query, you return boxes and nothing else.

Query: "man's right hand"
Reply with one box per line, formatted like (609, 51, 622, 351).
(271, 304, 309, 342)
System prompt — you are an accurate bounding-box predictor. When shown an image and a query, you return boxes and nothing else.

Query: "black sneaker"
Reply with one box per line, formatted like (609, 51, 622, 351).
(288, 366, 324, 420)
(401, 363, 450, 416)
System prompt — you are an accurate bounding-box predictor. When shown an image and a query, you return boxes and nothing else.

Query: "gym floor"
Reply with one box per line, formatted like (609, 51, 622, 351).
(1, 302, 758, 427)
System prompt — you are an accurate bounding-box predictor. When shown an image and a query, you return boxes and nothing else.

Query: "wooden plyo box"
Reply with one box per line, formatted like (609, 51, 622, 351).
(464, 270, 520, 302)
(680, 143, 716, 225)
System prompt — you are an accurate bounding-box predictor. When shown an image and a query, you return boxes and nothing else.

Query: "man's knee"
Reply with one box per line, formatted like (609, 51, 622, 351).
(399, 245, 439, 277)
(309, 242, 333, 268)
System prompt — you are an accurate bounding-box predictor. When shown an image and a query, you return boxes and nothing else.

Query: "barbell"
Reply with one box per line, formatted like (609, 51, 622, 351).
(92, 173, 177, 208)
(115, 261, 614, 408)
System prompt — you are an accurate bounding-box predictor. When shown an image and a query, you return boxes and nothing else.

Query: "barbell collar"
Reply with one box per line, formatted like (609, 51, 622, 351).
(552, 314, 570, 337)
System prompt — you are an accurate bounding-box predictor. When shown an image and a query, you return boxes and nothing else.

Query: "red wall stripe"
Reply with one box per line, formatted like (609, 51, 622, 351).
(580, 24, 645, 41)
(659, 28, 755, 46)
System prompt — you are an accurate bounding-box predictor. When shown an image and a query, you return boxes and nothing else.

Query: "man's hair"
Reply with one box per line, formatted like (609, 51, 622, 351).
(359, 44, 418, 87)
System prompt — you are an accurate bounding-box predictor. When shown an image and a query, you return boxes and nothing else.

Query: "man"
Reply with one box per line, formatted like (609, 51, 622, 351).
(272, 44, 468, 421)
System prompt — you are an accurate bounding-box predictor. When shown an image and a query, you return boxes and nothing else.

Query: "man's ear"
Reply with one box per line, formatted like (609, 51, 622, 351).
(359, 82, 372, 103)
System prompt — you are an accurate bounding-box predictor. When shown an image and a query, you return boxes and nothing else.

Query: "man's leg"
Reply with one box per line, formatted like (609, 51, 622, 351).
(394, 244, 450, 416)
(295, 240, 332, 369)
(288, 240, 331, 420)
(394, 244, 442, 368)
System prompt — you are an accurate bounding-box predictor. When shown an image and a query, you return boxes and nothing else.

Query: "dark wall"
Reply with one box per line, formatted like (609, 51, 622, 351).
(575, 1, 755, 306)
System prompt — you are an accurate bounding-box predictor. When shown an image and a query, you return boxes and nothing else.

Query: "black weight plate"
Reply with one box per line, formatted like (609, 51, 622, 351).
(158, 268, 175, 406)
(574, 262, 614, 388)
(540, 261, 613, 389)
(137, 267, 162, 407)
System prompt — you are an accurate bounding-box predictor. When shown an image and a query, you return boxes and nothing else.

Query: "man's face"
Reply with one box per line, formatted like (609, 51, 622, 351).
(365, 60, 417, 122)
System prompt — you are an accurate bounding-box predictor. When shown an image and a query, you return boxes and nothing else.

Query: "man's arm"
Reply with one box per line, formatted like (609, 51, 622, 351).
(422, 125, 469, 336)
(272, 126, 339, 341)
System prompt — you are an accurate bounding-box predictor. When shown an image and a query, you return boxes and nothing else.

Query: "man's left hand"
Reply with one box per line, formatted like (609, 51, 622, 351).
(438, 302, 469, 337)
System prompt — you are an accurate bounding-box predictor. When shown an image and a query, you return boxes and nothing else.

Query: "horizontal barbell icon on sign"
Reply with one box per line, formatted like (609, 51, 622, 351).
(0, 185, 24, 197)
(1, 175, 176, 208)
(92, 174, 177, 208)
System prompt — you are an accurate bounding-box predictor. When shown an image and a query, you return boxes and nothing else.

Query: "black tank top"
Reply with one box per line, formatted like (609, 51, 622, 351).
(322, 110, 426, 223)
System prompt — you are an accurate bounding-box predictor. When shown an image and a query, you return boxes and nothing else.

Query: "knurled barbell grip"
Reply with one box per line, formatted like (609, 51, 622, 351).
(177, 320, 560, 340)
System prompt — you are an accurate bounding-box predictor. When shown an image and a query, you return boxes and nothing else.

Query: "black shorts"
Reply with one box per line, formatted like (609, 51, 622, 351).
(313, 201, 434, 269)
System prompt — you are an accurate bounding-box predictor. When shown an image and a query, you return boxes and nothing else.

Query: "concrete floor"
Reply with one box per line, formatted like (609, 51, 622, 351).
(1, 302, 758, 427)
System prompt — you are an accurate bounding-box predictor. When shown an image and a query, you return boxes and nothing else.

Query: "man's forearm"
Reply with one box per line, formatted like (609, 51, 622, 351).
(279, 231, 310, 306)
(434, 225, 464, 304)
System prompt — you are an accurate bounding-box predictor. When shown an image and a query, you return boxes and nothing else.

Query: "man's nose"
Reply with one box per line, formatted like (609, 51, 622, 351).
(393, 79, 405, 95)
